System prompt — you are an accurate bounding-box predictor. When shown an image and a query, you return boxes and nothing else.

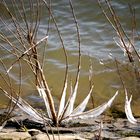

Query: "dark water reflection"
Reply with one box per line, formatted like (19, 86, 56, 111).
(0, 0, 140, 115)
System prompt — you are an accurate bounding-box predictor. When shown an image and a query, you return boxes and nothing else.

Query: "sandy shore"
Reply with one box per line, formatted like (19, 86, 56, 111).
(0, 108, 140, 140)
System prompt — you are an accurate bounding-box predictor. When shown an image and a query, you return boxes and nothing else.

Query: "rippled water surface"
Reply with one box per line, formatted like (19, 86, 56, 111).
(0, 0, 140, 115)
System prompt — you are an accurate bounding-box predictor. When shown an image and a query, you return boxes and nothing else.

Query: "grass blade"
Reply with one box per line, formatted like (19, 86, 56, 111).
(57, 78, 68, 119)
(71, 85, 93, 116)
(1, 88, 50, 124)
(65, 91, 118, 121)
(37, 86, 52, 119)
(125, 89, 137, 124)
(63, 74, 79, 118)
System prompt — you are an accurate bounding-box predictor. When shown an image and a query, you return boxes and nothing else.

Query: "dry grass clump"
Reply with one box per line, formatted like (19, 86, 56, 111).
(0, 0, 119, 128)
(98, 0, 140, 124)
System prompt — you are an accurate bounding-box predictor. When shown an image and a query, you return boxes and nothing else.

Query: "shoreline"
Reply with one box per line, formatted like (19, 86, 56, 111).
(0, 108, 140, 140)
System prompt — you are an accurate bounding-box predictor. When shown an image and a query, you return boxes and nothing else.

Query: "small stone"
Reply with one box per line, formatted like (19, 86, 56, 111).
(28, 129, 40, 136)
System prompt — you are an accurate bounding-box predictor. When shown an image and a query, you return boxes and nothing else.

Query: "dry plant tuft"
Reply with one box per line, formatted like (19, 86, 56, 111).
(0, 0, 118, 127)
(98, 0, 140, 124)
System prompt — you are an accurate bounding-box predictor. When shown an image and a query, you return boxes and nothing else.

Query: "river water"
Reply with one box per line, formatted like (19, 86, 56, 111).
(0, 0, 140, 115)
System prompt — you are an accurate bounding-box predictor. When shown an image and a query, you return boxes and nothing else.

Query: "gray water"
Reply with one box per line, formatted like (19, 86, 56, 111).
(0, 0, 140, 115)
